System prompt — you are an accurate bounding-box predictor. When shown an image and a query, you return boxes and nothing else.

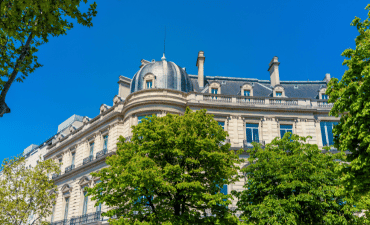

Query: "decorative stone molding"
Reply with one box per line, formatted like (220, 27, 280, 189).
(69, 126, 76, 133)
(78, 176, 91, 187)
(83, 116, 91, 124)
(113, 95, 124, 105)
(61, 184, 72, 193)
(100, 104, 111, 114)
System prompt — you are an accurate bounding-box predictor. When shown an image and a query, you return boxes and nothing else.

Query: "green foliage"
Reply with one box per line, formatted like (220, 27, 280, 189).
(326, 4, 370, 200)
(233, 133, 364, 225)
(0, 0, 97, 116)
(87, 108, 243, 224)
(0, 155, 60, 225)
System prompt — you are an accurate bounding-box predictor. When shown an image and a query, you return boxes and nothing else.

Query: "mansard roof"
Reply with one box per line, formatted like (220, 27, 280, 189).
(189, 75, 327, 99)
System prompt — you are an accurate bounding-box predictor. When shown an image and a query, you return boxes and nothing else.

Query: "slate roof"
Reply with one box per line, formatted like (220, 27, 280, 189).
(189, 75, 327, 100)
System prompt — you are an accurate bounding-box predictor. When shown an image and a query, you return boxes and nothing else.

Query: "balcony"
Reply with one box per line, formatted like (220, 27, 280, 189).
(50, 219, 68, 225)
(52, 173, 60, 179)
(70, 211, 103, 225)
(204, 94, 232, 103)
(65, 165, 75, 173)
(318, 101, 333, 107)
(270, 99, 298, 105)
(243, 140, 265, 149)
(83, 155, 94, 165)
(96, 149, 107, 159)
(237, 97, 265, 104)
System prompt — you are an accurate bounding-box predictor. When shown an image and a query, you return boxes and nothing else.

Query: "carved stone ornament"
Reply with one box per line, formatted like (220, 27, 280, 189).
(78, 176, 91, 187)
(61, 184, 72, 193)
(113, 95, 123, 105)
(83, 116, 90, 124)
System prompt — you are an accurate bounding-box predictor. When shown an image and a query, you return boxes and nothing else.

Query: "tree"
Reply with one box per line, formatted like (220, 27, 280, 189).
(233, 133, 364, 224)
(326, 4, 370, 202)
(0, 155, 60, 225)
(87, 108, 243, 224)
(0, 0, 97, 117)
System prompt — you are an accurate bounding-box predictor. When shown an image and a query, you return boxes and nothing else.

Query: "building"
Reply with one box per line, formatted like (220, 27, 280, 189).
(28, 51, 336, 224)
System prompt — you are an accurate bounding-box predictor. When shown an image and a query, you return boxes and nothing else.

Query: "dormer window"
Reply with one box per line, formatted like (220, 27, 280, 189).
(241, 83, 253, 97)
(146, 80, 153, 89)
(211, 88, 218, 94)
(319, 87, 328, 99)
(273, 85, 285, 97)
(143, 73, 155, 89)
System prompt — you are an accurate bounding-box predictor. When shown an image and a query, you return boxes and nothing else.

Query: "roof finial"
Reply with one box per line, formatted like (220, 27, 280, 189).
(162, 26, 166, 61)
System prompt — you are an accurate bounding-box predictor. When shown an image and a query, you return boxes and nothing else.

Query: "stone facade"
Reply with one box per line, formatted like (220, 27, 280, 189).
(21, 51, 337, 224)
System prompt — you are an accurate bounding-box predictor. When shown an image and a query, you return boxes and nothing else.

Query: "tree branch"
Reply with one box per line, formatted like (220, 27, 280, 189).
(0, 31, 33, 117)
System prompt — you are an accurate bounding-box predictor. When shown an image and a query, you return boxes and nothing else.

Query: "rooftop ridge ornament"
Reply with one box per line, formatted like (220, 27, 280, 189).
(161, 53, 166, 61)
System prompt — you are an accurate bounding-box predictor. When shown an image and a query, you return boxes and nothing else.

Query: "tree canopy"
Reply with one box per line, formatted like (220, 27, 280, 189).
(0, 155, 60, 225)
(87, 108, 243, 224)
(326, 4, 370, 204)
(0, 0, 97, 117)
(233, 133, 364, 225)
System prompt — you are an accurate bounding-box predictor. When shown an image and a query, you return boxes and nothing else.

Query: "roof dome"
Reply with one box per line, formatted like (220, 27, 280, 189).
(130, 54, 193, 93)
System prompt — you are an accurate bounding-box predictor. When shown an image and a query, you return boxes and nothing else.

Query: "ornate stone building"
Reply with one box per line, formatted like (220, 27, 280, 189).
(32, 51, 336, 224)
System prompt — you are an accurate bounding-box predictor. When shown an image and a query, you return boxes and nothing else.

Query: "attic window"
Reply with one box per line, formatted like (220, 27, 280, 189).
(251, 82, 254, 86)
(221, 81, 226, 84)
(294, 85, 298, 89)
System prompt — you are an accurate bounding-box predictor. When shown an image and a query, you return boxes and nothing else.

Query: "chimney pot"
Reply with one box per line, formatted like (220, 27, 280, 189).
(268, 56, 280, 87)
(196, 51, 205, 88)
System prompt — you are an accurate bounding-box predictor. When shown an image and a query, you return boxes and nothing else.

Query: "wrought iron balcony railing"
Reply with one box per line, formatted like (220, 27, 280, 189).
(70, 211, 103, 225)
(96, 149, 107, 159)
(50, 219, 68, 225)
(65, 165, 75, 173)
(83, 155, 94, 165)
(243, 140, 265, 149)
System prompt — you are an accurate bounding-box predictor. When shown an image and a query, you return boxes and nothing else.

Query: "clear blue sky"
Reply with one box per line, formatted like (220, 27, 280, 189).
(1, 0, 368, 160)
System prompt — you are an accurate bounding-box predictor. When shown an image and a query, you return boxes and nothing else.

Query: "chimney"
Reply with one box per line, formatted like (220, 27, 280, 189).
(324, 73, 331, 83)
(118, 75, 131, 99)
(196, 51, 205, 88)
(268, 56, 280, 87)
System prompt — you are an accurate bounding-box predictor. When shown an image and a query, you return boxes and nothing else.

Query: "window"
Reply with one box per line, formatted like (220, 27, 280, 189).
(59, 159, 62, 173)
(280, 125, 293, 138)
(244, 90, 250, 96)
(71, 153, 75, 166)
(246, 124, 259, 143)
(322, 94, 328, 99)
(90, 142, 94, 156)
(211, 88, 218, 95)
(96, 180, 102, 212)
(320, 121, 338, 146)
(51, 204, 55, 222)
(218, 121, 225, 130)
(146, 80, 153, 89)
(138, 115, 152, 124)
(82, 191, 88, 215)
(220, 184, 227, 198)
(276, 92, 282, 97)
(64, 198, 69, 220)
(103, 135, 108, 150)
